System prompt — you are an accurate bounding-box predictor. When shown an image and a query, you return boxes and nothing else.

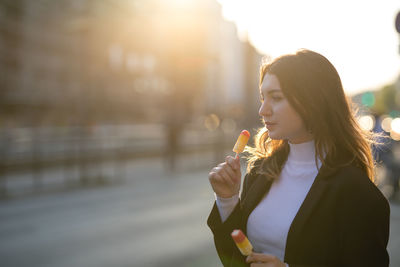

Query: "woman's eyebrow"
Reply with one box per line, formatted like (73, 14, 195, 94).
(260, 89, 282, 95)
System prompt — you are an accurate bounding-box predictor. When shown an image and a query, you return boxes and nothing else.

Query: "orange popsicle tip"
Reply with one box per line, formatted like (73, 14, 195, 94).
(240, 130, 250, 137)
(231, 229, 253, 256)
(231, 229, 245, 243)
(233, 130, 251, 154)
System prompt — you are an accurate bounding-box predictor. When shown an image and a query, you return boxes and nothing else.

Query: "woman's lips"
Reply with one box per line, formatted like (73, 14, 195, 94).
(265, 122, 277, 129)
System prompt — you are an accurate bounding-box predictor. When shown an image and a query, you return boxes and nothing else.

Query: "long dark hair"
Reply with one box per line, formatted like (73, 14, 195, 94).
(246, 49, 379, 181)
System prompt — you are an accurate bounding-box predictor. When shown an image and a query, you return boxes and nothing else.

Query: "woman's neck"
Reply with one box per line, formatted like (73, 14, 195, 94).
(287, 139, 316, 164)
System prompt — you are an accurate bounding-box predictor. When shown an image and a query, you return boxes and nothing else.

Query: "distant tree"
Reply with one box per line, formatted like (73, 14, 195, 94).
(372, 83, 398, 116)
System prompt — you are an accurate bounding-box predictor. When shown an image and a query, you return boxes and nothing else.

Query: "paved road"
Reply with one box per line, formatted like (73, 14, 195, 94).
(0, 156, 399, 267)
(0, 155, 222, 267)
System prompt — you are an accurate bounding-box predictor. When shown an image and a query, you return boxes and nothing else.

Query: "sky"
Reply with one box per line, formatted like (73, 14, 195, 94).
(216, 0, 400, 96)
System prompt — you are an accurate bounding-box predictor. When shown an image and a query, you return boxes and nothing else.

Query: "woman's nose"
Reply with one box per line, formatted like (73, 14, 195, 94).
(259, 101, 272, 117)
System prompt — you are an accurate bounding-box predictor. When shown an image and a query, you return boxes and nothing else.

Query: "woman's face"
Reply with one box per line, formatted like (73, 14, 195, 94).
(259, 73, 313, 144)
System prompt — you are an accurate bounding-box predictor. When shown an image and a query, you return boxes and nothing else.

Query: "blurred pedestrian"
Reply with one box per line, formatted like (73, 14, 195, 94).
(163, 97, 184, 174)
(207, 49, 390, 267)
(165, 121, 182, 173)
(372, 118, 400, 200)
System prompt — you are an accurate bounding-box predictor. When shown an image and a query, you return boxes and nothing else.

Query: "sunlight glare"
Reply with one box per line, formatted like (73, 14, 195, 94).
(215, 0, 400, 95)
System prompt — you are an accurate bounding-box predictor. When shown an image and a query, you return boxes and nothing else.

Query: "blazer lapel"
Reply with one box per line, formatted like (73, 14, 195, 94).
(285, 162, 337, 249)
(287, 147, 356, 242)
(240, 163, 335, 233)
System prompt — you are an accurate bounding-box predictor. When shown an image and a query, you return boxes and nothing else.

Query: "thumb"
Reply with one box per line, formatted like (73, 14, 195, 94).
(246, 252, 276, 263)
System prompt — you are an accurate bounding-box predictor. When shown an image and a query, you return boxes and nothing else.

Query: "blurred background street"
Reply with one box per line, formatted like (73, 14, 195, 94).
(1, 0, 400, 266)
(0, 154, 400, 267)
(0, 154, 223, 267)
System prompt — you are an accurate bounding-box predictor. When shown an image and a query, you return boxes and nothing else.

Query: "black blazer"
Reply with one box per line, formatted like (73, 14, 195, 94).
(207, 150, 390, 267)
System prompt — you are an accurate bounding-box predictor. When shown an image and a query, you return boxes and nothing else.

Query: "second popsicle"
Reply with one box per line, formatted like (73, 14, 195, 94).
(231, 229, 253, 256)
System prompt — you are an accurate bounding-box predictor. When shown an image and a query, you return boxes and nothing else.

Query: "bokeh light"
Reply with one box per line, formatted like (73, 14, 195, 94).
(381, 116, 393, 132)
(390, 131, 400, 141)
(391, 117, 400, 134)
(204, 114, 220, 131)
(361, 92, 375, 107)
(390, 117, 400, 140)
(358, 115, 375, 131)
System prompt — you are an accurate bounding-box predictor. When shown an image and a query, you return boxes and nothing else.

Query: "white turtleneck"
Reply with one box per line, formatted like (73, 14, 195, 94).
(215, 140, 322, 263)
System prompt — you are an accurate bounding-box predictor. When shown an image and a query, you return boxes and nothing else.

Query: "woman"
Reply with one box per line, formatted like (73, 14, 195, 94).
(207, 49, 390, 267)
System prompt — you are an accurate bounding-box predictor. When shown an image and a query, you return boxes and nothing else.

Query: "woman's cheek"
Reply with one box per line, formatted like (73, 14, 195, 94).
(274, 102, 287, 116)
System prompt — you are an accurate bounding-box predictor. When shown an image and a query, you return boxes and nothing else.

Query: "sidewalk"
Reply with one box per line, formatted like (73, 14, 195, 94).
(0, 147, 227, 198)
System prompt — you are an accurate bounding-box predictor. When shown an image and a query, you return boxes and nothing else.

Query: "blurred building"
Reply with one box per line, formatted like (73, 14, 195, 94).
(1, 0, 150, 127)
(205, 12, 262, 129)
(0, 0, 262, 129)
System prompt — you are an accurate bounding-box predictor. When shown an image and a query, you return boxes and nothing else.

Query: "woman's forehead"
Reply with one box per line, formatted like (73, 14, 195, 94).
(261, 73, 281, 92)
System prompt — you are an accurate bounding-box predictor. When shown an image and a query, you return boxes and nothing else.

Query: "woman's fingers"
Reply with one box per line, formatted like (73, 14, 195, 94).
(209, 172, 229, 185)
(208, 159, 242, 198)
(226, 156, 241, 171)
(216, 162, 239, 182)
(222, 161, 237, 180)
(209, 167, 234, 186)
(246, 253, 277, 263)
(218, 167, 236, 186)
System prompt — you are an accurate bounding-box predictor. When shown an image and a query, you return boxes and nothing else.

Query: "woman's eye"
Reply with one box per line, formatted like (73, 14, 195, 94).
(272, 95, 282, 101)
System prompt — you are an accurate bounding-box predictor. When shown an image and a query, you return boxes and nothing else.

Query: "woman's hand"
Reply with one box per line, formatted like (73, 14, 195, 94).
(246, 252, 287, 267)
(208, 155, 241, 198)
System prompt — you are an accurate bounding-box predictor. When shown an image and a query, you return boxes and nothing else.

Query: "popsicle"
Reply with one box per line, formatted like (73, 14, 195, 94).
(233, 130, 250, 154)
(231, 229, 253, 256)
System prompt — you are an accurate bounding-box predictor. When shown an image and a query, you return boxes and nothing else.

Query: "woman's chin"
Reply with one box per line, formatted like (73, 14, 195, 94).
(267, 132, 280, 140)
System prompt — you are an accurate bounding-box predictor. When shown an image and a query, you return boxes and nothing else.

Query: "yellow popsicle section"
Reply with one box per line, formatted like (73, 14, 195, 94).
(233, 130, 250, 154)
(231, 229, 253, 256)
